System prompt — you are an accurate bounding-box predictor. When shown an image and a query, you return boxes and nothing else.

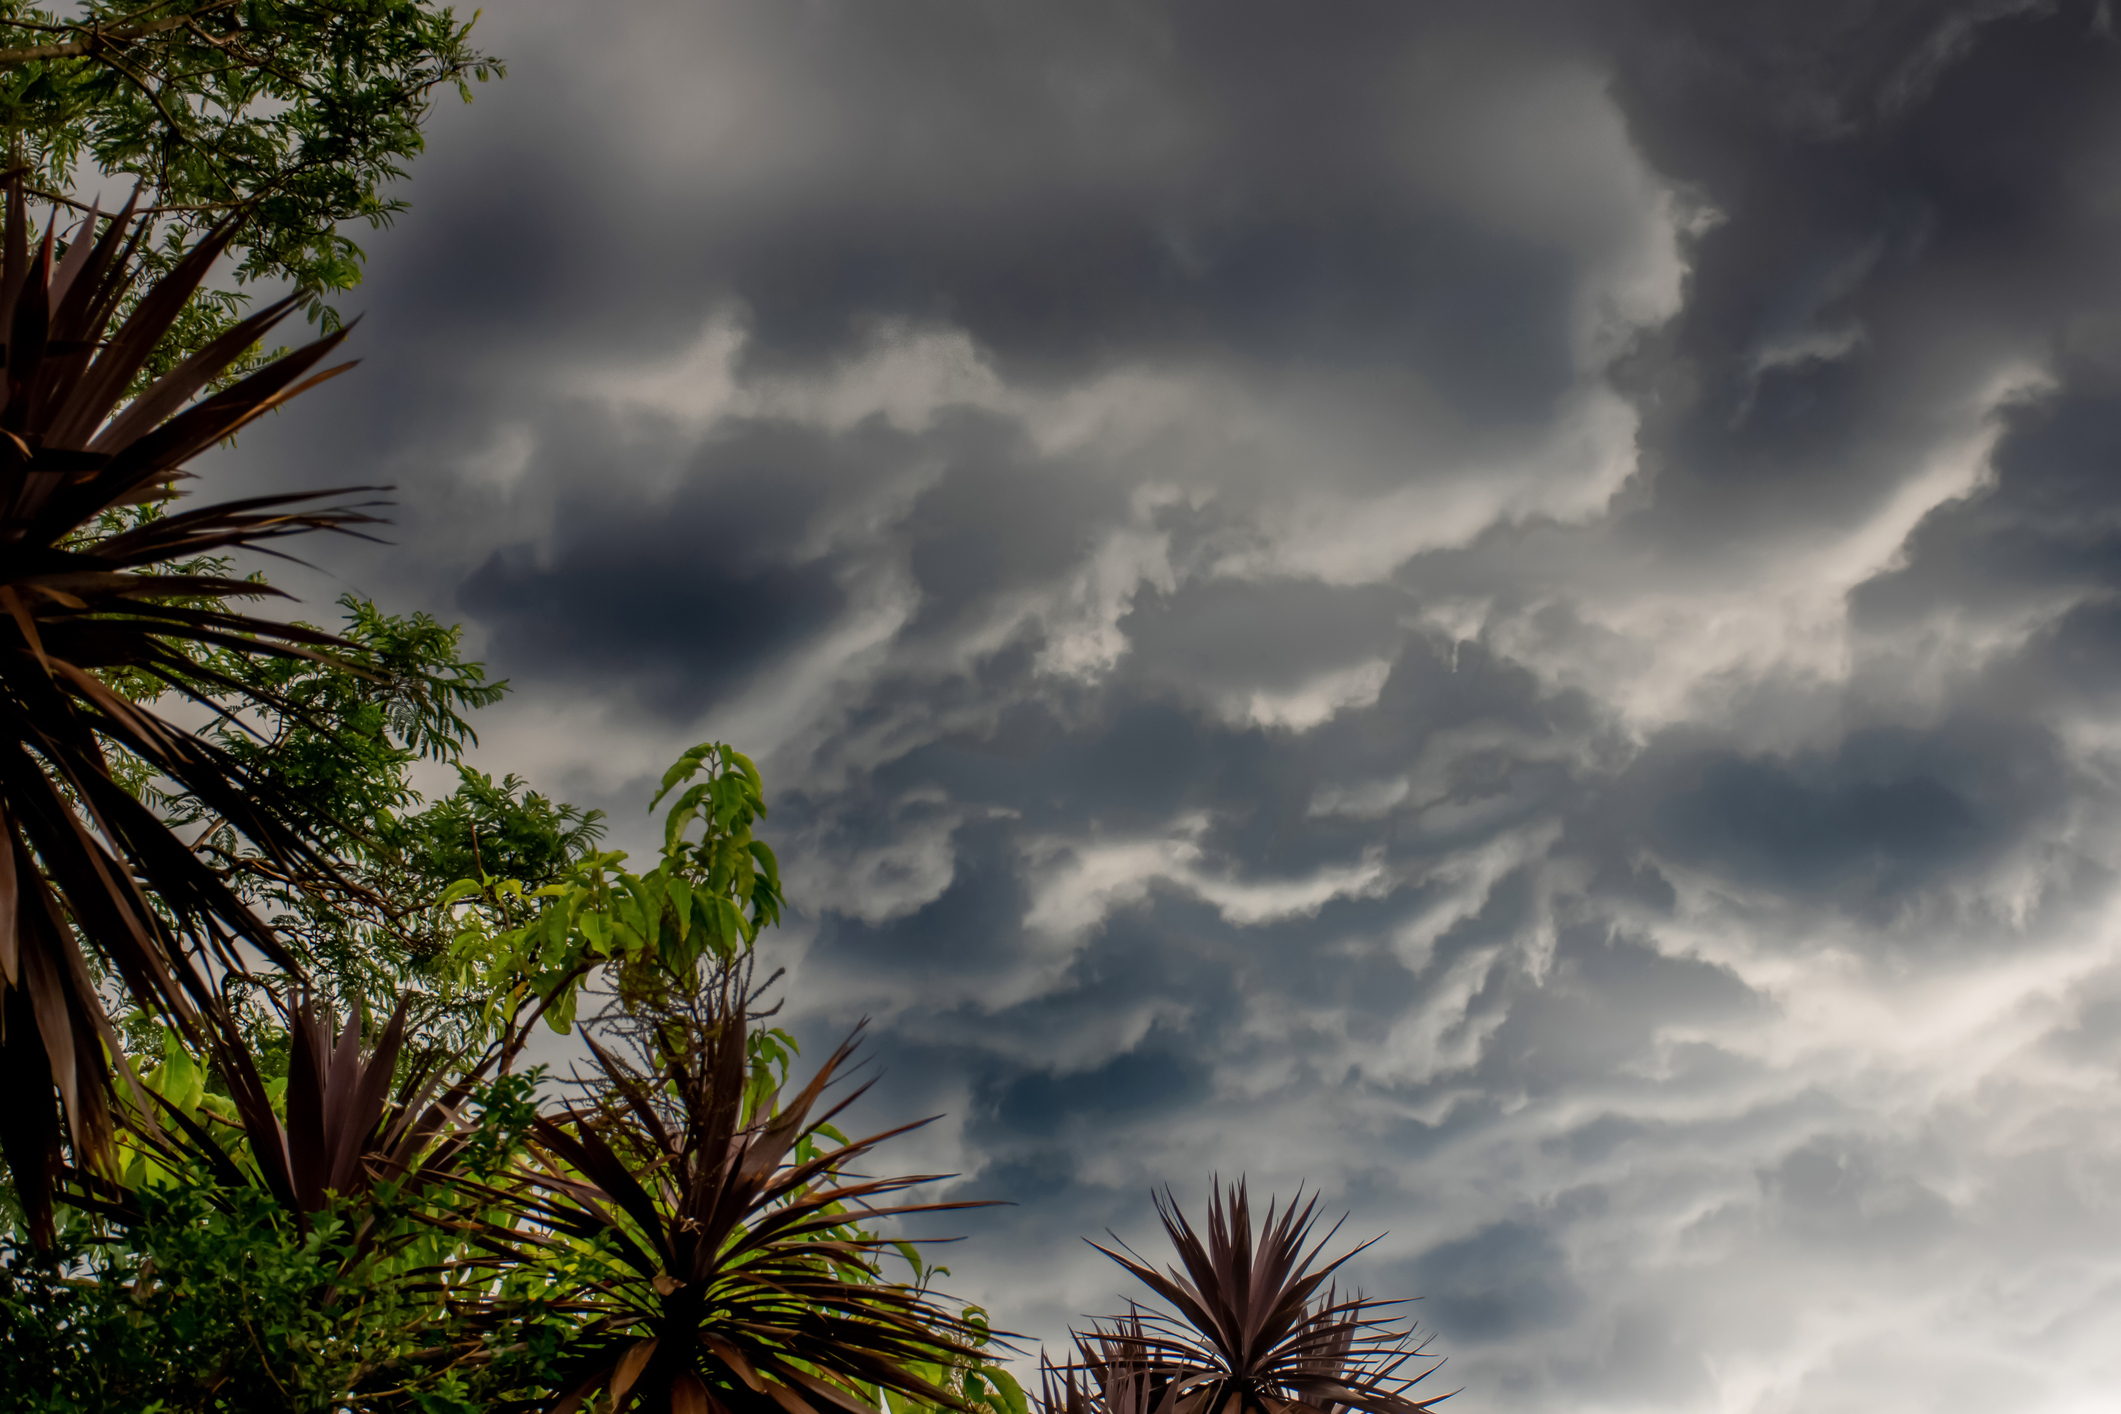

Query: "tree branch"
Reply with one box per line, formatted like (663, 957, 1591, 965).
(0, 2, 241, 65)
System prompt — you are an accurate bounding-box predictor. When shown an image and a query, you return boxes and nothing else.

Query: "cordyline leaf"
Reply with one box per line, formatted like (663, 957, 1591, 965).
(466, 1003, 1009, 1414)
(1051, 1182, 1452, 1414)
(0, 174, 390, 1241)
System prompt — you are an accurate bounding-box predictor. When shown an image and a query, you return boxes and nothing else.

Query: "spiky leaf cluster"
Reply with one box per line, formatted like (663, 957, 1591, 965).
(1046, 1183, 1449, 1414)
(0, 175, 379, 1241)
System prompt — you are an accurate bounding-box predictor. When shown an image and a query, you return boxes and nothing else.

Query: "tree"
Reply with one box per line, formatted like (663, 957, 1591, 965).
(0, 0, 502, 362)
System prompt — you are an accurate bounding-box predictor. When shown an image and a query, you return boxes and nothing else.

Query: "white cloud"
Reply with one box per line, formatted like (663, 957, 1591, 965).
(1235, 656, 1394, 730)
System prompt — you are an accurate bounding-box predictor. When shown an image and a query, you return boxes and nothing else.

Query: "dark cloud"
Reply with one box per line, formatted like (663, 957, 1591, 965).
(731, 203, 1579, 419)
(980, 1043, 1213, 1139)
(1606, 0, 2121, 539)
(1855, 381, 2121, 663)
(1646, 720, 2062, 901)
(809, 817, 1034, 982)
(458, 409, 1100, 712)
(1401, 1219, 1585, 1345)
(904, 423, 1127, 632)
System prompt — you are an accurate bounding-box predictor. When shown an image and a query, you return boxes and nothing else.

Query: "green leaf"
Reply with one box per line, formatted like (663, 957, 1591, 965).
(987, 1366, 1028, 1414)
(650, 743, 715, 809)
(438, 877, 485, 908)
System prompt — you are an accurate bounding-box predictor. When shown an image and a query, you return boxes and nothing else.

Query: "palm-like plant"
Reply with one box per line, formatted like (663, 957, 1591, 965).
(477, 987, 1005, 1414)
(0, 175, 379, 1239)
(105, 996, 494, 1223)
(1047, 1183, 1448, 1414)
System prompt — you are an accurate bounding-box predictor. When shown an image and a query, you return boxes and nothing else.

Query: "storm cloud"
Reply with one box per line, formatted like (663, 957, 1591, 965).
(215, 2, 2121, 1409)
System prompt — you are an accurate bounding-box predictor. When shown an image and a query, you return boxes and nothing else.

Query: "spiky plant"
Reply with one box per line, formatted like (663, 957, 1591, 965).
(0, 176, 380, 1240)
(93, 997, 496, 1226)
(475, 989, 1004, 1414)
(1048, 1183, 1448, 1414)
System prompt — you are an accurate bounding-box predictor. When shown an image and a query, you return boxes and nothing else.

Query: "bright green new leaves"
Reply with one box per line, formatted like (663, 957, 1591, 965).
(907, 1308, 1032, 1414)
(108, 1024, 244, 1192)
(651, 740, 784, 938)
(445, 743, 786, 1038)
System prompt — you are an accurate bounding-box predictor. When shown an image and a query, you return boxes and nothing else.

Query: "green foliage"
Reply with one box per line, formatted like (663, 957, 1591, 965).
(173, 592, 508, 852)
(445, 742, 780, 1038)
(919, 1309, 1031, 1414)
(343, 766, 606, 1056)
(0, 1184, 378, 1412)
(138, 594, 605, 1058)
(393, 766, 609, 905)
(0, 0, 503, 357)
(1, 1075, 568, 1413)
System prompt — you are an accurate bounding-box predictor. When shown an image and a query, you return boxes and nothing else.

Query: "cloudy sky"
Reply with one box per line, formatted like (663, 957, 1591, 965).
(209, 2, 2121, 1410)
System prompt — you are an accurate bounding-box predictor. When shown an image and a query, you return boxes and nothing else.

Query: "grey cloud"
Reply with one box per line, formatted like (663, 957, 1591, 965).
(1457, 922, 1763, 1097)
(1400, 1219, 1585, 1345)
(977, 1041, 1214, 1141)
(903, 423, 1129, 633)
(1760, 1133, 1955, 1255)
(2039, 973, 2121, 1068)
(1606, 0, 2121, 546)
(1644, 719, 2064, 903)
(1116, 578, 1409, 699)
(461, 546, 843, 715)
(806, 817, 1035, 984)
(1857, 383, 2121, 628)
(731, 205, 1579, 420)
(646, 2, 1588, 410)
(454, 415, 890, 712)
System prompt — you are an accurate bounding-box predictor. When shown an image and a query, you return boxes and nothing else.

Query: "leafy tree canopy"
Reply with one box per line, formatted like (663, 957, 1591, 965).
(0, 0, 501, 368)
(141, 592, 611, 1065)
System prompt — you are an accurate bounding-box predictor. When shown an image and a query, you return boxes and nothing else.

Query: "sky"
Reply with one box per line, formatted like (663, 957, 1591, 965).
(204, 2, 2121, 1410)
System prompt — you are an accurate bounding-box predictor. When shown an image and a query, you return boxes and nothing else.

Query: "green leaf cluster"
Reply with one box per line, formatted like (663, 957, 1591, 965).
(444, 742, 782, 1038)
